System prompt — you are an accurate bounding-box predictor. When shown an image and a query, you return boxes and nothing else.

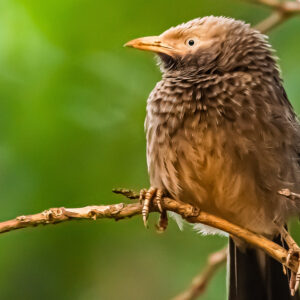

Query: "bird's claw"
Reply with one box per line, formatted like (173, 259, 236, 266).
(139, 189, 147, 204)
(278, 226, 300, 295)
(156, 210, 168, 233)
(286, 247, 300, 295)
(139, 187, 164, 228)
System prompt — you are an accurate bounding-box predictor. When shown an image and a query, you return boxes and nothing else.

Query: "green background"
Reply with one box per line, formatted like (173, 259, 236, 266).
(0, 0, 299, 299)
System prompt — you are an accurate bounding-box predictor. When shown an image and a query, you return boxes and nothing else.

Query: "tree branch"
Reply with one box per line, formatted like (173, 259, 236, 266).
(0, 190, 298, 274)
(0, 202, 141, 234)
(248, 0, 300, 33)
(172, 246, 228, 300)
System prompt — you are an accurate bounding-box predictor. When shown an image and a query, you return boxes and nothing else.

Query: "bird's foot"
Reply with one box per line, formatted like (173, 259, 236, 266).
(278, 226, 300, 295)
(139, 187, 165, 228)
(287, 246, 300, 296)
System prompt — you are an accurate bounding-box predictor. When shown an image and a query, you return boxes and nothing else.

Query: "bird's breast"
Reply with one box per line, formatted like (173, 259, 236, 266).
(145, 78, 230, 207)
(144, 74, 299, 235)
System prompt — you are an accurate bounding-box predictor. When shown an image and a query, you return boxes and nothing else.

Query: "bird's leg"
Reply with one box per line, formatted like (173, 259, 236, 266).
(279, 226, 300, 295)
(139, 187, 164, 228)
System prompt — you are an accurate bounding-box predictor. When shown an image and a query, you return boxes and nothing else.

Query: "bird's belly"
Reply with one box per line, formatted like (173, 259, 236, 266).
(148, 132, 277, 236)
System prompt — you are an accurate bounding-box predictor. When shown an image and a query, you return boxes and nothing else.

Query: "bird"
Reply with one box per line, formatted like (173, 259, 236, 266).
(125, 16, 300, 299)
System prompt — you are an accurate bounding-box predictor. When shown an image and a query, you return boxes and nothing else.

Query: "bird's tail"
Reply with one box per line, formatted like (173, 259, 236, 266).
(228, 235, 300, 300)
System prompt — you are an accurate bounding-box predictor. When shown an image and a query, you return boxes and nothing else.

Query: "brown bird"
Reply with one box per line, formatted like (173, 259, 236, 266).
(125, 16, 300, 299)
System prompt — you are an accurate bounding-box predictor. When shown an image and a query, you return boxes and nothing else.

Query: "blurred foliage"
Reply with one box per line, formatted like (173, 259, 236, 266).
(0, 0, 299, 299)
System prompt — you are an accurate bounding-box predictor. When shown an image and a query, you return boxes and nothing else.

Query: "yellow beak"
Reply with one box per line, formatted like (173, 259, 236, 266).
(124, 36, 176, 56)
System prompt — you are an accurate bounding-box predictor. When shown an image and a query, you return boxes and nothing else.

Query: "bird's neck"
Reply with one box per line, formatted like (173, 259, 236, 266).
(162, 70, 211, 83)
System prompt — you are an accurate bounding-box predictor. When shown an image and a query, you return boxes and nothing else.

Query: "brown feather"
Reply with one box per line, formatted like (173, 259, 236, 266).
(145, 16, 300, 237)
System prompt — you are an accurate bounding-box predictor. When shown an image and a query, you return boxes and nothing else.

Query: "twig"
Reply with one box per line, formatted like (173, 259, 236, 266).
(278, 188, 300, 201)
(255, 11, 287, 33)
(112, 188, 139, 199)
(172, 246, 228, 300)
(0, 203, 142, 234)
(1, 189, 297, 274)
(248, 0, 300, 33)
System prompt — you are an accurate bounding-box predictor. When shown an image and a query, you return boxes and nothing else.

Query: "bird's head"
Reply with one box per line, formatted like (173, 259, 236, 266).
(125, 16, 273, 76)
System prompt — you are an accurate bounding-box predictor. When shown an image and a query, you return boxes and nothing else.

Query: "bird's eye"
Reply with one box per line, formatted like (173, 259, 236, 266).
(187, 39, 195, 46)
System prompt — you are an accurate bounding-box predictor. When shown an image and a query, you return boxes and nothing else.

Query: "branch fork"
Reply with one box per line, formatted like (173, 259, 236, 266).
(250, 0, 300, 32)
